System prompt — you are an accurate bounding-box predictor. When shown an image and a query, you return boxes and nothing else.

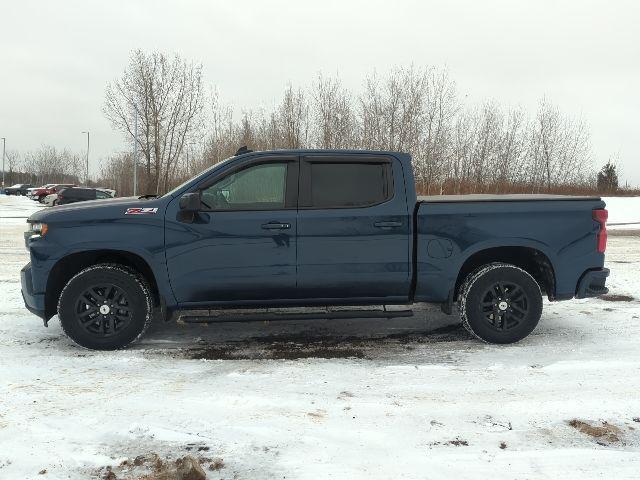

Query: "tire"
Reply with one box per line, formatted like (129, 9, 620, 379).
(57, 264, 153, 350)
(458, 263, 542, 344)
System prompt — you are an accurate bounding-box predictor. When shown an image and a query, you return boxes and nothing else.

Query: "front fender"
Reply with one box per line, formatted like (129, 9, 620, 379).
(28, 216, 176, 309)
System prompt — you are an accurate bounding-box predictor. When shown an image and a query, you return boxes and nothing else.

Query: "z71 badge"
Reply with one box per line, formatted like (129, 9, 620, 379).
(125, 207, 158, 215)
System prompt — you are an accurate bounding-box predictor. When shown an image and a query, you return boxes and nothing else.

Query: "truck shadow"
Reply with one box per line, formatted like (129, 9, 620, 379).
(140, 306, 475, 361)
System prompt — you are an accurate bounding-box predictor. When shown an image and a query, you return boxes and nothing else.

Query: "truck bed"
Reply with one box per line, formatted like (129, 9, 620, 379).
(414, 194, 606, 303)
(418, 194, 601, 203)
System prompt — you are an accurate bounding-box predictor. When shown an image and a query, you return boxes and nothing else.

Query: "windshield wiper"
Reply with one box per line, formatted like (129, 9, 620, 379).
(138, 194, 159, 199)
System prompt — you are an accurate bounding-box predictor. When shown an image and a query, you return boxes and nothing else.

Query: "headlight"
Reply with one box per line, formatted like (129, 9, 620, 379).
(30, 222, 48, 235)
(25, 222, 48, 243)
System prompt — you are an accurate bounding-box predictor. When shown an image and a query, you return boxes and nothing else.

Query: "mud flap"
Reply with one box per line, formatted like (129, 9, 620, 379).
(440, 289, 455, 315)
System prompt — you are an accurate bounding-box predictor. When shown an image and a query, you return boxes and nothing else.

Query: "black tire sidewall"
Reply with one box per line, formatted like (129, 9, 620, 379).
(462, 265, 542, 344)
(58, 266, 151, 350)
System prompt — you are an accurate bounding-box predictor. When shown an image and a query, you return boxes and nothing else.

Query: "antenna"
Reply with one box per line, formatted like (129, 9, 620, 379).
(234, 146, 253, 156)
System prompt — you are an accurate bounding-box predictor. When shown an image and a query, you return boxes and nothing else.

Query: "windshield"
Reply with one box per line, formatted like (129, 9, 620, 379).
(161, 155, 236, 198)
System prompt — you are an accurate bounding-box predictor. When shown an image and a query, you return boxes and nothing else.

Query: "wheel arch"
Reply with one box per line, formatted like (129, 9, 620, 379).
(45, 249, 161, 319)
(454, 246, 556, 301)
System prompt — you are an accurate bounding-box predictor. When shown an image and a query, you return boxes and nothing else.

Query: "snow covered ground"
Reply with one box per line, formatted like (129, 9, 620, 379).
(602, 196, 640, 231)
(1, 194, 640, 479)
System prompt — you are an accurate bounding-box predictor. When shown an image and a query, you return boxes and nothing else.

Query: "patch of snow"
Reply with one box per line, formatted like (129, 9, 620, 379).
(0, 194, 44, 228)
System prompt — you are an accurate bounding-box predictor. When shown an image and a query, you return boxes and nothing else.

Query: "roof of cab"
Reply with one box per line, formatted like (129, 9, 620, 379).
(234, 148, 410, 159)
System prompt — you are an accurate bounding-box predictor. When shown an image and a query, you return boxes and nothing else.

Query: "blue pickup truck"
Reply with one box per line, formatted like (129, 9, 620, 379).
(21, 149, 609, 350)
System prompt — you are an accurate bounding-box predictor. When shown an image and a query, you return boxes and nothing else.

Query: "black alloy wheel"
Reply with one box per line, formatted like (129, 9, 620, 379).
(459, 263, 543, 344)
(75, 284, 134, 337)
(479, 280, 530, 332)
(58, 264, 153, 350)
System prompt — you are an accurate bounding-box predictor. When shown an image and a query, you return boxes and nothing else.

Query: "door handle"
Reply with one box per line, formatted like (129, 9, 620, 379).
(374, 221, 402, 229)
(261, 222, 291, 230)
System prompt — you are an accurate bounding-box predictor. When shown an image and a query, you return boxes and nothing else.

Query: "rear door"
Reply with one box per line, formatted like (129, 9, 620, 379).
(296, 155, 411, 301)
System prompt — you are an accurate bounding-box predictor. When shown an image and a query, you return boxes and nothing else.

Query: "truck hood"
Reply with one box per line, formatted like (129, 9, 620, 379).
(28, 196, 167, 223)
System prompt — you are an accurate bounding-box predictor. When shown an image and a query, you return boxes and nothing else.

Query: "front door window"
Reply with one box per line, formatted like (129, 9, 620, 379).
(201, 163, 287, 211)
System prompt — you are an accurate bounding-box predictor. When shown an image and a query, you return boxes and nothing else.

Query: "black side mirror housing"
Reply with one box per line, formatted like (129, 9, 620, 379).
(179, 192, 201, 211)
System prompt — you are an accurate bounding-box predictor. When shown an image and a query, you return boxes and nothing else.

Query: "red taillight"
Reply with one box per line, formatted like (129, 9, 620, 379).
(593, 209, 608, 253)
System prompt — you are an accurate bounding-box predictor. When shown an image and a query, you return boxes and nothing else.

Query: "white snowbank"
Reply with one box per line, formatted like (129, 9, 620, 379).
(602, 196, 640, 229)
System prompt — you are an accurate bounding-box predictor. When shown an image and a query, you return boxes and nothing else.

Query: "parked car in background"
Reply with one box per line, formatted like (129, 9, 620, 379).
(43, 193, 59, 207)
(4, 183, 34, 195)
(28, 185, 56, 199)
(55, 187, 115, 205)
(27, 185, 53, 199)
(31, 184, 77, 203)
(95, 188, 116, 197)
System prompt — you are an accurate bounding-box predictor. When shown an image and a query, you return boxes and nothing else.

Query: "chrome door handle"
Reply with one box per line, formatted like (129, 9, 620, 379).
(261, 222, 291, 230)
(374, 221, 402, 228)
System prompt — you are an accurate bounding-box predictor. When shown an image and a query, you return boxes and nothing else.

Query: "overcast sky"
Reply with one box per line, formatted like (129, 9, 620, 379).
(1, 0, 639, 185)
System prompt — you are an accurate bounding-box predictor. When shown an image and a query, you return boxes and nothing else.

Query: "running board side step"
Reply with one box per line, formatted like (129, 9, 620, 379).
(178, 307, 414, 324)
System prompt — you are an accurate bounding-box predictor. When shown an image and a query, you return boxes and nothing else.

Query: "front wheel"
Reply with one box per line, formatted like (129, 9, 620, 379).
(58, 264, 153, 350)
(458, 263, 543, 344)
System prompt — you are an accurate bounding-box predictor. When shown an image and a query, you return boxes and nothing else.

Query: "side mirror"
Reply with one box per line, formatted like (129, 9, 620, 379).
(179, 192, 201, 211)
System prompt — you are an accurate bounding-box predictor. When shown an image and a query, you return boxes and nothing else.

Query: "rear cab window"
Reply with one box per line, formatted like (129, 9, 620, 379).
(300, 157, 393, 208)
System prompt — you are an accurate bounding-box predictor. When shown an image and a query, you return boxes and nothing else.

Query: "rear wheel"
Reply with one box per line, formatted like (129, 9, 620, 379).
(58, 264, 153, 350)
(458, 263, 542, 344)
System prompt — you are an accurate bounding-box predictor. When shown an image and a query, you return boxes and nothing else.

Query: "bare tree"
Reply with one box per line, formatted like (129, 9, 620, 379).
(526, 98, 591, 191)
(19, 145, 83, 185)
(358, 67, 457, 193)
(104, 50, 204, 194)
(275, 85, 309, 149)
(312, 74, 355, 149)
(4, 150, 20, 184)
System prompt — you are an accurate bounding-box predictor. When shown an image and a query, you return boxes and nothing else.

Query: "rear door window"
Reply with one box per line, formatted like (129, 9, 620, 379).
(301, 160, 392, 208)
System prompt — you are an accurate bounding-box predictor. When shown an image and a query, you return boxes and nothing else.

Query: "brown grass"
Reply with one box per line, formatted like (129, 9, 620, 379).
(567, 419, 622, 444)
(599, 294, 635, 302)
(96, 452, 219, 480)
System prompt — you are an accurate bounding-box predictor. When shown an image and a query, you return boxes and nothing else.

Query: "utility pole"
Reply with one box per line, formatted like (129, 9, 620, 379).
(1, 137, 5, 191)
(133, 112, 138, 196)
(81, 131, 90, 184)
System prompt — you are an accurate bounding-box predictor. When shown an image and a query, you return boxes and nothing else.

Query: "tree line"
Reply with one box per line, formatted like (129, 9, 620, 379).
(1, 146, 84, 187)
(4, 50, 626, 195)
(100, 51, 615, 196)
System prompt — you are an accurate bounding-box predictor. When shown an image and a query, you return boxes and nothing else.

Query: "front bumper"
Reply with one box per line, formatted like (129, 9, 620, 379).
(21, 262, 46, 320)
(575, 267, 610, 298)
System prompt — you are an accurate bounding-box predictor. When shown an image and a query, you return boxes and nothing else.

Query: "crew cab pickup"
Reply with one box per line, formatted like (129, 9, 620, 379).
(21, 149, 609, 350)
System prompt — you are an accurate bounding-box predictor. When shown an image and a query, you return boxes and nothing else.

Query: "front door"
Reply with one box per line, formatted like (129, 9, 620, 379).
(165, 157, 298, 305)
